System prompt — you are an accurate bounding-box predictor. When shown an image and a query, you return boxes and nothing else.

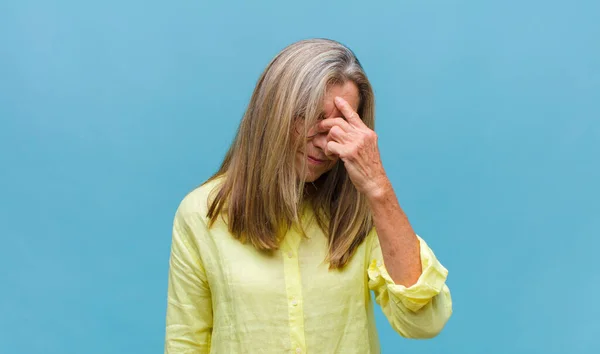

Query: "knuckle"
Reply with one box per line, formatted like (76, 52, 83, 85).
(364, 130, 376, 140)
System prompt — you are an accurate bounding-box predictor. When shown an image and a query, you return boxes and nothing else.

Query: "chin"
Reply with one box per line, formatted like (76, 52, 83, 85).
(305, 167, 333, 183)
(297, 159, 336, 183)
(304, 173, 319, 183)
(303, 168, 324, 183)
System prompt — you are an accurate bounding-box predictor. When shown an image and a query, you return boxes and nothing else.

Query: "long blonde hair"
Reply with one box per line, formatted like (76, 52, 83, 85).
(206, 38, 375, 269)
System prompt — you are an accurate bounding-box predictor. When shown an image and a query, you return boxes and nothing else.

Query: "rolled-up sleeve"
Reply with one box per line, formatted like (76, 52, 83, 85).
(367, 232, 452, 339)
(165, 206, 213, 353)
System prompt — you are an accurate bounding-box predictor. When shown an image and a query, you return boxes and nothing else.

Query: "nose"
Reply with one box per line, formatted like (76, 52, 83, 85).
(311, 132, 329, 152)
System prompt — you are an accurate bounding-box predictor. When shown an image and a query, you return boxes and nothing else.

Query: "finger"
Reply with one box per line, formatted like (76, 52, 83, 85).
(326, 141, 346, 158)
(334, 96, 362, 126)
(327, 125, 347, 143)
(317, 117, 352, 134)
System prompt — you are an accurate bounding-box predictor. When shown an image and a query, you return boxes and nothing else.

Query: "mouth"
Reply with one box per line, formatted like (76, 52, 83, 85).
(307, 155, 326, 165)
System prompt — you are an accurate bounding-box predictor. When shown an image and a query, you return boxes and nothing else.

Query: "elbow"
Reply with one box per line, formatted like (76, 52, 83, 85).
(394, 290, 453, 339)
(397, 308, 451, 339)
(412, 313, 450, 339)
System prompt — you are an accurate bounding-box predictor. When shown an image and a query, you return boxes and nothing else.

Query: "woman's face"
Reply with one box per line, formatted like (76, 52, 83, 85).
(295, 81, 360, 183)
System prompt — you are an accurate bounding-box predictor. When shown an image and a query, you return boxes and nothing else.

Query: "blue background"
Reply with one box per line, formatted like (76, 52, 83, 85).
(1, 1, 599, 353)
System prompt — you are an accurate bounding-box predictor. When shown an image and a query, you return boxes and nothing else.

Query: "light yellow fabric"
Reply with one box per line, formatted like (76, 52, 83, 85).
(165, 179, 452, 353)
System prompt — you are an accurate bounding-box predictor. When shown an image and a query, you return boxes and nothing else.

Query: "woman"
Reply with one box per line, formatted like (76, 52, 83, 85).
(165, 38, 452, 353)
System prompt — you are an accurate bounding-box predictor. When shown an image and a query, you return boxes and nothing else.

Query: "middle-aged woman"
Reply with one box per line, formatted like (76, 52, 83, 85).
(165, 38, 452, 353)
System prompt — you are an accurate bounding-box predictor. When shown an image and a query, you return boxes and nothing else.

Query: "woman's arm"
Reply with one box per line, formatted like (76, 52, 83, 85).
(367, 181, 422, 287)
(165, 206, 213, 353)
(317, 96, 436, 286)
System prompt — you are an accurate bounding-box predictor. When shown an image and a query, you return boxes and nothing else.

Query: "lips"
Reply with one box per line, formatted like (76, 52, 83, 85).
(307, 155, 325, 165)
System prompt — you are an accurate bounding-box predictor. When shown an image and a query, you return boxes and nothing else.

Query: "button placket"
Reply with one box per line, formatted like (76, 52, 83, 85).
(282, 230, 306, 354)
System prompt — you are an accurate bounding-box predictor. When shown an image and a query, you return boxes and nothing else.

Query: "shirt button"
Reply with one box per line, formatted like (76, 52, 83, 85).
(287, 251, 293, 258)
(291, 298, 298, 306)
(295, 347, 302, 354)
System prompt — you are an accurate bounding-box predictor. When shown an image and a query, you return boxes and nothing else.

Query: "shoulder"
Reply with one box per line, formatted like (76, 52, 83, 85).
(176, 175, 225, 221)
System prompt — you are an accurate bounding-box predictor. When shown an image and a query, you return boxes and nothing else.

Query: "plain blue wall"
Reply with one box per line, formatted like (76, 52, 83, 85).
(1, 1, 599, 353)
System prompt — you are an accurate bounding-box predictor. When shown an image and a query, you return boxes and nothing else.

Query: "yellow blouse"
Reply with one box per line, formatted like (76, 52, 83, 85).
(165, 179, 452, 353)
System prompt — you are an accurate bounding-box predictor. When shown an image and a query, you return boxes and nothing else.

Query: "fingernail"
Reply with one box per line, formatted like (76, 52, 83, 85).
(335, 96, 343, 104)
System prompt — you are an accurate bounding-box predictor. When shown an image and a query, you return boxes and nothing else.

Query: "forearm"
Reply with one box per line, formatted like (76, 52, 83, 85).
(367, 179, 422, 287)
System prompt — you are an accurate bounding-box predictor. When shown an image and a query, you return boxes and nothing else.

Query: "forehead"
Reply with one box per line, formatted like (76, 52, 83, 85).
(322, 81, 360, 117)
